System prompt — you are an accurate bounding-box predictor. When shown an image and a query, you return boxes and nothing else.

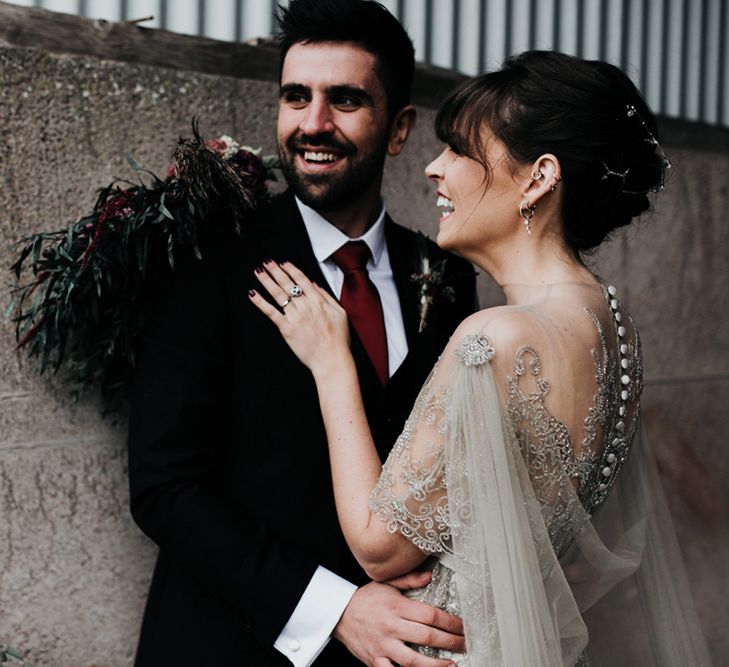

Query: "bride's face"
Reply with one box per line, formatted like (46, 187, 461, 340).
(425, 135, 523, 260)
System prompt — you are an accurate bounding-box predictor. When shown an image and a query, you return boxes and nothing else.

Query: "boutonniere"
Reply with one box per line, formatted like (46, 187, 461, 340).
(410, 232, 455, 333)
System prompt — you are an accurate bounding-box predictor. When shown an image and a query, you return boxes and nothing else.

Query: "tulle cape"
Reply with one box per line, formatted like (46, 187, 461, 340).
(371, 283, 711, 665)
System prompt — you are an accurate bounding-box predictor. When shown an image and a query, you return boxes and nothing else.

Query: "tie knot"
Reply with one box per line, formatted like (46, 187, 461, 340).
(331, 241, 371, 273)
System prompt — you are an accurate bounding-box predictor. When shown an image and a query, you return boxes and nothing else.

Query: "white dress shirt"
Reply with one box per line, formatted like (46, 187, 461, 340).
(296, 197, 408, 376)
(273, 197, 409, 666)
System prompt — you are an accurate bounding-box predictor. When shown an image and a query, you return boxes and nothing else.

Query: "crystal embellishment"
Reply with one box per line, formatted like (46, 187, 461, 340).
(455, 334, 495, 367)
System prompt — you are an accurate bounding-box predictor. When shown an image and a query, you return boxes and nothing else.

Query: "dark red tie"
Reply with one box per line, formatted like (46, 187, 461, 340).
(331, 241, 389, 385)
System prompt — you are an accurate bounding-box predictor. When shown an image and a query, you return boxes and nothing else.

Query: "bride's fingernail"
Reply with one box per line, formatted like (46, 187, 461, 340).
(248, 289, 256, 297)
(254, 265, 263, 273)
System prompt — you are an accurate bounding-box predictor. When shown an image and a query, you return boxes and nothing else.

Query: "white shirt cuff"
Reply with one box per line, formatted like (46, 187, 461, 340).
(273, 566, 357, 666)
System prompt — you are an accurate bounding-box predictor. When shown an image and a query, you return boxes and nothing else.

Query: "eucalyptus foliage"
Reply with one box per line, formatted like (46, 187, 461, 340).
(0, 645, 23, 663)
(9, 127, 278, 413)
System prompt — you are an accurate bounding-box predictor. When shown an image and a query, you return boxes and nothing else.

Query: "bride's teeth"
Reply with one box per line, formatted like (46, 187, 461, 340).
(437, 195, 454, 211)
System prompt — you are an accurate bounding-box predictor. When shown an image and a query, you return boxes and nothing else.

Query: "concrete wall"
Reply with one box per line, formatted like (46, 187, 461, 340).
(1, 27, 728, 667)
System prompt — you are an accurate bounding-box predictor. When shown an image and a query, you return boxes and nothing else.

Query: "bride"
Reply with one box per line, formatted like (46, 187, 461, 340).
(249, 51, 711, 666)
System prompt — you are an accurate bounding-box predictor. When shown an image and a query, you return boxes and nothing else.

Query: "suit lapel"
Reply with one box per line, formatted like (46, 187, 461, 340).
(258, 193, 382, 390)
(385, 218, 420, 349)
(255, 193, 330, 290)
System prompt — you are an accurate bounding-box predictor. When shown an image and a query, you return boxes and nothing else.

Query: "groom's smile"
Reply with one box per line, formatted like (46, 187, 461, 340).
(277, 40, 392, 213)
(287, 133, 354, 174)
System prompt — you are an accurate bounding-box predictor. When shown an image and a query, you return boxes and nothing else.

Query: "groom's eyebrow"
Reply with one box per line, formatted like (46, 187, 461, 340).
(279, 83, 374, 107)
(280, 83, 310, 99)
(326, 84, 375, 107)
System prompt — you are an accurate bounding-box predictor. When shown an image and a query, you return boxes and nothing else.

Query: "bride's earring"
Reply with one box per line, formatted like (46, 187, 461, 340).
(519, 200, 536, 235)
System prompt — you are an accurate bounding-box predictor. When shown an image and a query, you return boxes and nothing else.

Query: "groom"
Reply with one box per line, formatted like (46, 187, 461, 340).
(128, 0, 476, 664)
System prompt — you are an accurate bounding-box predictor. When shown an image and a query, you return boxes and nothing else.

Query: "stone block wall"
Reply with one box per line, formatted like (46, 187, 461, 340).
(1, 22, 727, 667)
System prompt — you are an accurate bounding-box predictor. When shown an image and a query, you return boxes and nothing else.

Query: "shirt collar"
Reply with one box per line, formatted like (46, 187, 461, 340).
(295, 196, 387, 265)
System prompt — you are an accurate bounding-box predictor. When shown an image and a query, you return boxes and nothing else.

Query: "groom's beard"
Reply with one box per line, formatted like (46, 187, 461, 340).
(278, 132, 389, 212)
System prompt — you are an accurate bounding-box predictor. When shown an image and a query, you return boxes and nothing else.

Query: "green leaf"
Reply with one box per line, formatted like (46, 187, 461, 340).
(167, 234, 174, 269)
(159, 194, 174, 220)
(31, 235, 43, 266)
(126, 152, 144, 173)
(57, 245, 73, 263)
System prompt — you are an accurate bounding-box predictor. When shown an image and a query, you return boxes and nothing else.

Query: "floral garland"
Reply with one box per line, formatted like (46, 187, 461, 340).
(8, 126, 278, 413)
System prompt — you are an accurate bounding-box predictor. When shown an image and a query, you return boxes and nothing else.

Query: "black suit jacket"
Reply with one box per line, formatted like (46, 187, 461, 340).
(128, 192, 476, 665)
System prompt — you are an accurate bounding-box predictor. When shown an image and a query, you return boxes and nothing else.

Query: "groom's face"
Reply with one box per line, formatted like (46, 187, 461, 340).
(277, 40, 393, 212)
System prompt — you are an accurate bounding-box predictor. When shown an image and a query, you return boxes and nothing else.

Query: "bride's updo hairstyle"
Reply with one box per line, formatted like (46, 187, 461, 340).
(435, 51, 669, 253)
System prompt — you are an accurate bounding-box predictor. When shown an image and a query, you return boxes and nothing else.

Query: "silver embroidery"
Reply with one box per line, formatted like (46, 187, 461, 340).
(506, 345, 590, 553)
(455, 334, 495, 366)
(369, 287, 643, 661)
(370, 367, 454, 554)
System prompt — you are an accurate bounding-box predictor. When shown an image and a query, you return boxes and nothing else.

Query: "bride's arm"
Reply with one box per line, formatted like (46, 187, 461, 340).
(312, 354, 428, 580)
(249, 261, 428, 581)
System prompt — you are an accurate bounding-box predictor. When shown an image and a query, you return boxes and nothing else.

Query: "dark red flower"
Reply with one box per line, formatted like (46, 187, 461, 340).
(229, 148, 269, 196)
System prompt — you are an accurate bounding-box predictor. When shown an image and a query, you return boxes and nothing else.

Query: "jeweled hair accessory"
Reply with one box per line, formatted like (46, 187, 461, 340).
(601, 104, 672, 195)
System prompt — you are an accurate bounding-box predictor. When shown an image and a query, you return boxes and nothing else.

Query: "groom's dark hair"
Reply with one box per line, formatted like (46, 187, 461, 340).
(275, 0, 415, 119)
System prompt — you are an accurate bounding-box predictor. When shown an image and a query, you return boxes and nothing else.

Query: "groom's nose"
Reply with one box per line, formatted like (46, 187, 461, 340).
(299, 97, 335, 136)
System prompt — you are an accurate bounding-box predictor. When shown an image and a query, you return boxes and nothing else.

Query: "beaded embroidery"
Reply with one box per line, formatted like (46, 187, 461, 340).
(369, 285, 642, 661)
(454, 333, 495, 366)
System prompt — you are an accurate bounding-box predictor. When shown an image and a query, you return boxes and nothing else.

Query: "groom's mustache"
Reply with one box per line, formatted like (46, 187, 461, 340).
(286, 133, 355, 156)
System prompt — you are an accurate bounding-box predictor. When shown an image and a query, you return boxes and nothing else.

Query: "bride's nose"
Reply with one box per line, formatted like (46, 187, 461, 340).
(425, 148, 447, 182)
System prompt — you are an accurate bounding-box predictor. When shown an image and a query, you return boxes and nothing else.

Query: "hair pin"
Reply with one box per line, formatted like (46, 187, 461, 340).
(602, 105, 671, 195)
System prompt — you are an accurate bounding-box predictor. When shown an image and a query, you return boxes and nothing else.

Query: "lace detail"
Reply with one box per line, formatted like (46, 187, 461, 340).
(370, 284, 646, 665)
(581, 307, 643, 516)
(371, 293, 644, 554)
(454, 333, 495, 366)
(505, 345, 592, 555)
(370, 367, 454, 554)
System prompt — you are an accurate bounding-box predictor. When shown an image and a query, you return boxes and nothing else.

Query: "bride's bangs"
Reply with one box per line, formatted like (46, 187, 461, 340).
(435, 72, 511, 172)
(435, 79, 485, 160)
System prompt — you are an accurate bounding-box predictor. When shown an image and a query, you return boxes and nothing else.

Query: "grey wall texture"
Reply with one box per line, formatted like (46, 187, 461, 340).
(1, 21, 728, 667)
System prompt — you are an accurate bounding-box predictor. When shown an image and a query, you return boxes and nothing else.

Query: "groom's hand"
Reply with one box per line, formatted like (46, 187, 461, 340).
(332, 573, 464, 667)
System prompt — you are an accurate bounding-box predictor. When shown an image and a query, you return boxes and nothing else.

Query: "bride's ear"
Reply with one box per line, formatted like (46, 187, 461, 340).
(522, 154, 562, 206)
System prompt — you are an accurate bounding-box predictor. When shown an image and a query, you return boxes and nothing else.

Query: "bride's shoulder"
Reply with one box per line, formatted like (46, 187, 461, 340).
(454, 306, 537, 343)
(446, 307, 538, 361)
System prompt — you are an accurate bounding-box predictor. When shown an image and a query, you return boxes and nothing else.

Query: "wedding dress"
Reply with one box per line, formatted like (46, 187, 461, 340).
(370, 282, 711, 666)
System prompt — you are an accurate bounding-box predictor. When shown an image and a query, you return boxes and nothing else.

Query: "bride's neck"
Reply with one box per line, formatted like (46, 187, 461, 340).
(474, 233, 595, 304)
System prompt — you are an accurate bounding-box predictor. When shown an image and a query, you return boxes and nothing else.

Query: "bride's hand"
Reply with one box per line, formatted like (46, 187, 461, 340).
(248, 260, 351, 377)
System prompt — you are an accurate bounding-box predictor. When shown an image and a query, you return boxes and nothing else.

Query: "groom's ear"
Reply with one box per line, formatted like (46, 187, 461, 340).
(387, 105, 417, 157)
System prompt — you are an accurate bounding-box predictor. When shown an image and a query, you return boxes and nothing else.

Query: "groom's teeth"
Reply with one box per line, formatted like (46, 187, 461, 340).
(304, 151, 338, 162)
(437, 195, 454, 211)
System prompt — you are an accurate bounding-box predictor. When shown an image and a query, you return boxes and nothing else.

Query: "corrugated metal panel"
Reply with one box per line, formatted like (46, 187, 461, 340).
(8, 0, 729, 127)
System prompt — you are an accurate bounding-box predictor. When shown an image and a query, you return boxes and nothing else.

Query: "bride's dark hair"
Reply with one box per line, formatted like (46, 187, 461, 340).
(435, 50, 669, 253)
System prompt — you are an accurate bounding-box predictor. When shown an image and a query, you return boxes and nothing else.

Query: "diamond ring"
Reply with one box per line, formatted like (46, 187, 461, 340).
(289, 284, 303, 298)
(280, 298, 290, 309)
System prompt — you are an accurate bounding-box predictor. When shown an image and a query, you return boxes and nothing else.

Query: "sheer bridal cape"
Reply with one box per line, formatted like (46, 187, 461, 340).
(370, 283, 711, 666)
